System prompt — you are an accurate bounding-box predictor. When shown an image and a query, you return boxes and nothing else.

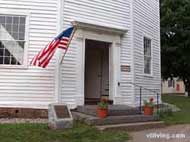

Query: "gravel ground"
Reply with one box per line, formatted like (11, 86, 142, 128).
(128, 124, 190, 142)
(0, 118, 48, 124)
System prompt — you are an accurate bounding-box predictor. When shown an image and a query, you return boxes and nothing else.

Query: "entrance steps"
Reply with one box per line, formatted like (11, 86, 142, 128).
(72, 105, 164, 131)
(72, 111, 159, 126)
(75, 105, 141, 116)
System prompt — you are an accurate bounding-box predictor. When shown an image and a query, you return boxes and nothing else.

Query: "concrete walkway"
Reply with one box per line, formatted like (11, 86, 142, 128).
(128, 124, 190, 142)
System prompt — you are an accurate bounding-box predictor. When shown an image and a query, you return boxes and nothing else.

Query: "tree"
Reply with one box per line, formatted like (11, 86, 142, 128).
(161, 0, 190, 95)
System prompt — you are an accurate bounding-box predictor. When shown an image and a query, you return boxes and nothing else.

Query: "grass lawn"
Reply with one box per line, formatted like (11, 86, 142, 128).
(0, 121, 128, 142)
(161, 94, 190, 124)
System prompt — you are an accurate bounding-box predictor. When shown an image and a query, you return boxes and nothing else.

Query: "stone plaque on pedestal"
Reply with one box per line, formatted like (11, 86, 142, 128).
(48, 103, 73, 130)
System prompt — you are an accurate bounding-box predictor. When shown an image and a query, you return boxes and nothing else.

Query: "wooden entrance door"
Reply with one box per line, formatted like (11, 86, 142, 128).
(85, 45, 102, 99)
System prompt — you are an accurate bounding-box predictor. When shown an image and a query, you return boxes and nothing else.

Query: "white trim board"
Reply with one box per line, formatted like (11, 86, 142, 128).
(72, 20, 127, 35)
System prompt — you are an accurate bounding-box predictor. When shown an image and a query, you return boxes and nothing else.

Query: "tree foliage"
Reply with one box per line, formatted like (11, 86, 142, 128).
(161, 0, 190, 93)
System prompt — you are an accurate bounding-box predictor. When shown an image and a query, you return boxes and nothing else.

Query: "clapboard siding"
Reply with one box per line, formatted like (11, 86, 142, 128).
(133, 0, 161, 105)
(60, 0, 134, 107)
(0, 0, 160, 108)
(63, 0, 130, 28)
(0, 0, 59, 108)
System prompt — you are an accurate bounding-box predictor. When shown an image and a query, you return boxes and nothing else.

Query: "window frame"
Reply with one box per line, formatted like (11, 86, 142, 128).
(0, 10, 29, 69)
(143, 36, 153, 76)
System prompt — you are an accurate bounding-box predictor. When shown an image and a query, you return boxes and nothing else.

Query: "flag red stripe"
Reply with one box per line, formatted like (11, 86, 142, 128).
(61, 38, 69, 41)
(39, 49, 55, 67)
(39, 40, 60, 66)
(31, 50, 40, 66)
(40, 48, 56, 68)
(58, 46, 67, 50)
(38, 40, 58, 60)
(59, 42, 68, 46)
(39, 40, 59, 62)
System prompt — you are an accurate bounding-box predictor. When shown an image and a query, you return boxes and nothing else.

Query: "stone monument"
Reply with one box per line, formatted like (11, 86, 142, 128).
(48, 103, 73, 129)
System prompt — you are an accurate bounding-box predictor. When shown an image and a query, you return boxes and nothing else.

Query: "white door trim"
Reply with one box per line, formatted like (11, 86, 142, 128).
(76, 29, 121, 104)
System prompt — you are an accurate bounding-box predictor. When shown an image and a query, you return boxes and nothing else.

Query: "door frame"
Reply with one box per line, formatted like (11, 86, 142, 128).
(76, 29, 121, 105)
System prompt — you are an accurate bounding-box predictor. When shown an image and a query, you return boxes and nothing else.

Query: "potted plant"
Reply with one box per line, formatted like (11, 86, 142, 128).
(97, 98, 108, 118)
(143, 97, 154, 115)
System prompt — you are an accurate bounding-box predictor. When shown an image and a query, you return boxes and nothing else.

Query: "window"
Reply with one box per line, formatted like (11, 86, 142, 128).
(144, 37, 152, 74)
(0, 15, 26, 65)
(168, 79, 175, 88)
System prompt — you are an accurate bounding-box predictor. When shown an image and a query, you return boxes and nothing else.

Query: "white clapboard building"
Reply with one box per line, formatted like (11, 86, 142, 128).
(0, 0, 161, 109)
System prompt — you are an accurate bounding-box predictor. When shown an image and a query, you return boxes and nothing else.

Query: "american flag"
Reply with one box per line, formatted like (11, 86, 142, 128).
(31, 26, 75, 68)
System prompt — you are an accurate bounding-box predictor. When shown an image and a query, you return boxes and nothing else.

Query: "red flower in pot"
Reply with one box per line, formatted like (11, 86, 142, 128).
(97, 98, 108, 118)
(143, 97, 154, 115)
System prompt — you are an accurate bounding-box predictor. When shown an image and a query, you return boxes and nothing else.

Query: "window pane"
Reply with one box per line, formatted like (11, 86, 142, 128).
(4, 56, 10, 64)
(0, 49, 3, 56)
(144, 57, 151, 74)
(13, 24, 18, 32)
(0, 16, 5, 24)
(18, 41, 25, 48)
(144, 45, 148, 55)
(144, 37, 151, 56)
(19, 25, 25, 33)
(6, 16, 12, 24)
(19, 17, 25, 25)
(4, 49, 10, 56)
(0, 57, 3, 64)
(0, 41, 3, 48)
(13, 32, 18, 40)
(1, 23, 5, 28)
(19, 32, 25, 40)
(5, 24, 12, 32)
(13, 17, 19, 24)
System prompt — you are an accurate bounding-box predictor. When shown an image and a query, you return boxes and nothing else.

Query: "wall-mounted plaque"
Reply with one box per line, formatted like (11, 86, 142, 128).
(121, 65, 131, 72)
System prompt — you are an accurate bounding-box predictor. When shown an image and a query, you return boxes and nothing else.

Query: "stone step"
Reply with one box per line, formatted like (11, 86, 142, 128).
(72, 111, 159, 126)
(85, 98, 113, 105)
(76, 105, 141, 116)
(96, 121, 165, 131)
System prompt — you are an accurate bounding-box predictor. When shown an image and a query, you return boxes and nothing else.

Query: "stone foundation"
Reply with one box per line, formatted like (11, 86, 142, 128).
(0, 108, 48, 118)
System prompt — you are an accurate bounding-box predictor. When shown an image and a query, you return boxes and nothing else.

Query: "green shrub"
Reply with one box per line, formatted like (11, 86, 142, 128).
(154, 107, 173, 118)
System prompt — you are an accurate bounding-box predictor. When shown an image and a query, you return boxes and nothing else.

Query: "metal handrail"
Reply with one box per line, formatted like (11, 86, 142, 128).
(119, 81, 160, 113)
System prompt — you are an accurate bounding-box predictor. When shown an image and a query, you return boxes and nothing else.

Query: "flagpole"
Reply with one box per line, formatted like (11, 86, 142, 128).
(60, 24, 77, 64)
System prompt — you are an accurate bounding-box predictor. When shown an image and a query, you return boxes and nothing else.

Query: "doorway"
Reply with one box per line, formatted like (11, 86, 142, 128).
(85, 39, 110, 104)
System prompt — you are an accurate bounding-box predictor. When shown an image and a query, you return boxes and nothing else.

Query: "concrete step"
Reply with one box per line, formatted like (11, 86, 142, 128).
(72, 111, 159, 126)
(76, 105, 141, 116)
(96, 121, 165, 131)
(85, 98, 113, 105)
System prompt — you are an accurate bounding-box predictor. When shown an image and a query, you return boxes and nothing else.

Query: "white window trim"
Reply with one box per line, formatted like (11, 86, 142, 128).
(143, 34, 153, 77)
(0, 10, 30, 69)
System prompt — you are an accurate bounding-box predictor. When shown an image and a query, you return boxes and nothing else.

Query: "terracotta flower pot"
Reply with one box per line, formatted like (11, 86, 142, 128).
(144, 106, 154, 115)
(97, 107, 108, 118)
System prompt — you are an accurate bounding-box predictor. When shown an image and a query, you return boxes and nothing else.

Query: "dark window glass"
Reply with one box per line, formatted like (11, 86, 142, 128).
(144, 37, 151, 74)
